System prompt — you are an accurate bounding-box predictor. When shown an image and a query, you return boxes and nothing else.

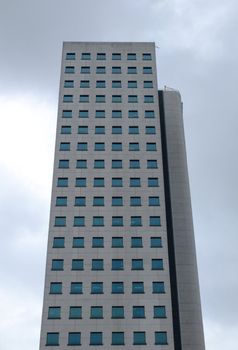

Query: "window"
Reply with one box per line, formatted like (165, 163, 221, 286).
(143, 66, 152, 74)
(92, 237, 104, 248)
(154, 306, 166, 318)
(97, 66, 106, 74)
(60, 142, 70, 151)
(129, 126, 139, 134)
(130, 178, 141, 187)
(132, 259, 143, 270)
(97, 53, 106, 60)
(65, 66, 75, 74)
(132, 282, 144, 293)
(95, 142, 105, 151)
(46, 333, 59, 346)
(69, 306, 82, 319)
(55, 216, 66, 227)
(112, 110, 122, 118)
(112, 80, 121, 88)
(148, 177, 159, 187)
(48, 307, 61, 319)
(57, 177, 68, 187)
(129, 142, 139, 151)
(128, 110, 138, 118)
(95, 126, 105, 134)
(52, 259, 64, 271)
(144, 95, 154, 103)
(130, 196, 141, 206)
(61, 126, 71, 134)
(149, 196, 160, 206)
(56, 196, 67, 206)
(79, 110, 89, 118)
(92, 259, 104, 270)
(94, 160, 105, 169)
(143, 53, 152, 60)
(112, 66, 121, 74)
(64, 80, 74, 88)
(79, 94, 89, 102)
(76, 159, 87, 168)
(112, 237, 123, 248)
(81, 66, 90, 74)
(62, 110, 72, 118)
(112, 53, 121, 60)
(72, 237, 84, 248)
(72, 259, 84, 270)
(155, 332, 168, 345)
(94, 177, 104, 187)
(112, 282, 124, 294)
(81, 52, 91, 60)
(150, 237, 162, 248)
(150, 216, 161, 226)
(112, 216, 123, 226)
(73, 216, 85, 227)
(78, 126, 88, 134)
(95, 110, 105, 118)
(144, 80, 153, 88)
(112, 177, 123, 187)
(111, 332, 124, 345)
(80, 80, 90, 88)
(112, 142, 122, 151)
(145, 110, 155, 118)
(75, 196, 86, 206)
(112, 160, 122, 168)
(70, 282, 83, 294)
(128, 80, 137, 88)
(153, 282, 165, 293)
(112, 126, 122, 134)
(133, 332, 146, 345)
(146, 126, 156, 134)
(93, 197, 104, 206)
(152, 259, 164, 270)
(131, 237, 143, 248)
(112, 197, 123, 206)
(66, 52, 75, 60)
(77, 142, 88, 151)
(96, 95, 105, 103)
(91, 282, 103, 294)
(112, 306, 124, 319)
(58, 159, 69, 168)
(112, 259, 124, 270)
(90, 332, 103, 345)
(131, 216, 142, 226)
(96, 80, 106, 88)
(128, 67, 137, 74)
(75, 177, 86, 187)
(112, 95, 122, 103)
(147, 160, 158, 168)
(91, 306, 103, 319)
(50, 282, 62, 294)
(146, 142, 157, 151)
(133, 306, 145, 318)
(93, 216, 104, 226)
(68, 333, 81, 346)
(130, 160, 140, 169)
(53, 237, 65, 248)
(128, 95, 138, 103)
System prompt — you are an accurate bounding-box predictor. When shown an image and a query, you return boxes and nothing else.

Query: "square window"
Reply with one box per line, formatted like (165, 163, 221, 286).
(91, 306, 103, 319)
(61, 126, 71, 134)
(130, 178, 141, 187)
(77, 142, 88, 151)
(50, 282, 62, 294)
(112, 159, 122, 168)
(128, 80, 137, 88)
(143, 53, 152, 60)
(112, 80, 122, 88)
(112, 67, 121, 74)
(97, 66, 106, 74)
(80, 80, 90, 88)
(112, 259, 124, 270)
(128, 95, 138, 103)
(48, 307, 61, 319)
(148, 177, 159, 187)
(56, 196, 67, 206)
(79, 94, 89, 102)
(66, 52, 75, 60)
(78, 126, 88, 134)
(129, 126, 139, 134)
(112, 306, 124, 319)
(112, 126, 122, 134)
(79, 110, 88, 118)
(74, 216, 85, 227)
(127, 53, 136, 60)
(112, 237, 123, 248)
(69, 306, 82, 319)
(72, 259, 84, 270)
(144, 80, 153, 88)
(53, 237, 65, 248)
(92, 237, 104, 248)
(76, 177, 86, 187)
(149, 196, 160, 206)
(150, 216, 161, 226)
(58, 159, 69, 168)
(97, 53, 106, 60)
(130, 160, 140, 169)
(52, 259, 64, 271)
(131, 237, 143, 248)
(144, 95, 154, 103)
(153, 282, 165, 293)
(155, 332, 168, 345)
(147, 160, 158, 169)
(81, 66, 90, 74)
(112, 197, 123, 206)
(95, 126, 105, 134)
(112, 53, 121, 60)
(112, 177, 123, 187)
(55, 216, 66, 227)
(152, 259, 164, 270)
(112, 95, 122, 103)
(133, 306, 145, 318)
(95, 142, 105, 151)
(65, 66, 75, 74)
(112, 282, 124, 294)
(57, 177, 68, 187)
(112, 216, 123, 226)
(70, 282, 83, 294)
(64, 80, 74, 88)
(131, 216, 142, 226)
(96, 80, 106, 88)
(145, 110, 155, 118)
(46, 332, 59, 346)
(68, 332, 81, 346)
(133, 332, 146, 345)
(94, 177, 105, 187)
(129, 142, 139, 151)
(91, 282, 103, 294)
(90, 332, 103, 345)
(143, 66, 152, 74)
(93, 216, 104, 226)
(81, 52, 91, 60)
(95, 110, 105, 118)
(93, 197, 104, 206)
(96, 94, 105, 103)
(73, 237, 84, 248)
(76, 159, 87, 168)
(128, 110, 138, 118)
(111, 332, 124, 345)
(112, 110, 122, 118)
(130, 196, 141, 206)
(128, 67, 137, 74)
(146, 142, 157, 151)
(154, 306, 166, 318)
(62, 110, 72, 118)
(112, 142, 122, 151)
(60, 142, 70, 151)
(92, 259, 104, 270)
(132, 282, 144, 293)
(94, 160, 105, 169)
(150, 237, 162, 247)
(132, 259, 143, 270)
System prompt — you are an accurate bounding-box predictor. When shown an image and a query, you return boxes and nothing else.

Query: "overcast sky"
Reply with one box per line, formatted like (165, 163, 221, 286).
(0, 0, 238, 349)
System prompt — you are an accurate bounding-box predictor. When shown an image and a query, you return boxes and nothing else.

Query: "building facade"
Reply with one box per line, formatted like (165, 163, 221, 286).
(39, 42, 205, 350)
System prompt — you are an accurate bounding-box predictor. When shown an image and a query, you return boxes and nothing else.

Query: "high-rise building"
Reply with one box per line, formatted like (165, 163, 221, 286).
(39, 42, 205, 350)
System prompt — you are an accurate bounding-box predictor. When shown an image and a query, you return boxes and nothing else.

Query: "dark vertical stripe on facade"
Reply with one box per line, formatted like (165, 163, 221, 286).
(158, 91, 182, 350)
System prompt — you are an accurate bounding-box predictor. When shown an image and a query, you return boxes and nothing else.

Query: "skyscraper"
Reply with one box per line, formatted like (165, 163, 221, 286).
(39, 42, 205, 350)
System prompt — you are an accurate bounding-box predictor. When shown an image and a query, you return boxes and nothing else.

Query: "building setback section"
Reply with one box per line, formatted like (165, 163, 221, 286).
(39, 42, 205, 350)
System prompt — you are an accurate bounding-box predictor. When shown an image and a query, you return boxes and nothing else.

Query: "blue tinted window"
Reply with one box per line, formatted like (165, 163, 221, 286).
(50, 282, 62, 294)
(128, 80, 137, 88)
(96, 95, 105, 103)
(56, 196, 67, 206)
(154, 306, 166, 318)
(129, 142, 139, 151)
(75, 197, 86, 206)
(90, 332, 103, 345)
(96, 80, 106, 88)
(132, 282, 144, 293)
(94, 177, 104, 187)
(129, 126, 139, 134)
(112, 306, 124, 318)
(145, 110, 155, 118)
(52, 259, 64, 271)
(112, 259, 124, 270)
(112, 95, 122, 103)
(77, 142, 88, 151)
(128, 110, 138, 118)
(148, 177, 159, 187)
(64, 80, 74, 88)
(93, 216, 104, 226)
(112, 142, 122, 151)
(57, 177, 68, 187)
(53, 237, 65, 248)
(72, 259, 84, 270)
(62, 110, 72, 118)
(112, 160, 122, 168)
(97, 53, 106, 60)
(61, 126, 71, 134)
(95, 142, 105, 151)
(70, 282, 83, 294)
(133, 306, 145, 318)
(155, 332, 168, 345)
(80, 80, 90, 88)
(76, 159, 87, 168)
(152, 259, 164, 270)
(68, 332, 81, 345)
(112, 197, 123, 206)
(143, 67, 152, 74)
(131, 237, 142, 248)
(144, 95, 154, 103)
(92, 259, 104, 270)
(81, 66, 90, 73)
(46, 333, 59, 346)
(65, 66, 75, 74)
(94, 160, 105, 169)
(91, 282, 103, 294)
(112, 53, 121, 60)
(112, 216, 123, 226)
(112, 178, 123, 187)
(128, 67, 137, 74)
(130, 197, 141, 206)
(72, 237, 84, 248)
(75, 177, 86, 187)
(112, 282, 124, 294)
(79, 110, 88, 118)
(78, 126, 88, 134)
(130, 178, 141, 187)
(132, 259, 143, 270)
(112, 126, 122, 134)
(95, 110, 105, 118)
(131, 216, 142, 226)
(55, 216, 66, 227)
(143, 53, 152, 60)
(69, 307, 82, 319)
(146, 142, 157, 151)
(95, 126, 105, 134)
(81, 52, 91, 60)
(149, 196, 160, 206)
(93, 197, 104, 206)
(97, 66, 106, 74)
(133, 332, 146, 345)
(112, 110, 122, 118)
(153, 282, 165, 293)
(112, 332, 124, 345)
(79, 94, 89, 102)
(112, 80, 121, 88)
(73, 216, 85, 227)
(92, 237, 104, 248)
(66, 52, 75, 60)
(90, 306, 103, 319)
(60, 142, 70, 151)
(58, 159, 69, 168)
(112, 237, 123, 248)
(130, 160, 140, 168)
(150, 237, 162, 247)
(112, 67, 121, 74)
(128, 95, 138, 103)
(127, 53, 136, 60)
(147, 160, 158, 168)
(144, 80, 153, 88)
(150, 216, 161, 226)
(63, 94, 73, 102)
(146, 126, 156, 134)
(48, 307, 61, 319)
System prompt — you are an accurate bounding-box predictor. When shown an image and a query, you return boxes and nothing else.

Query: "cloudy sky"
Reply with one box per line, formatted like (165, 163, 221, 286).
(0, 0, 238, 349)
